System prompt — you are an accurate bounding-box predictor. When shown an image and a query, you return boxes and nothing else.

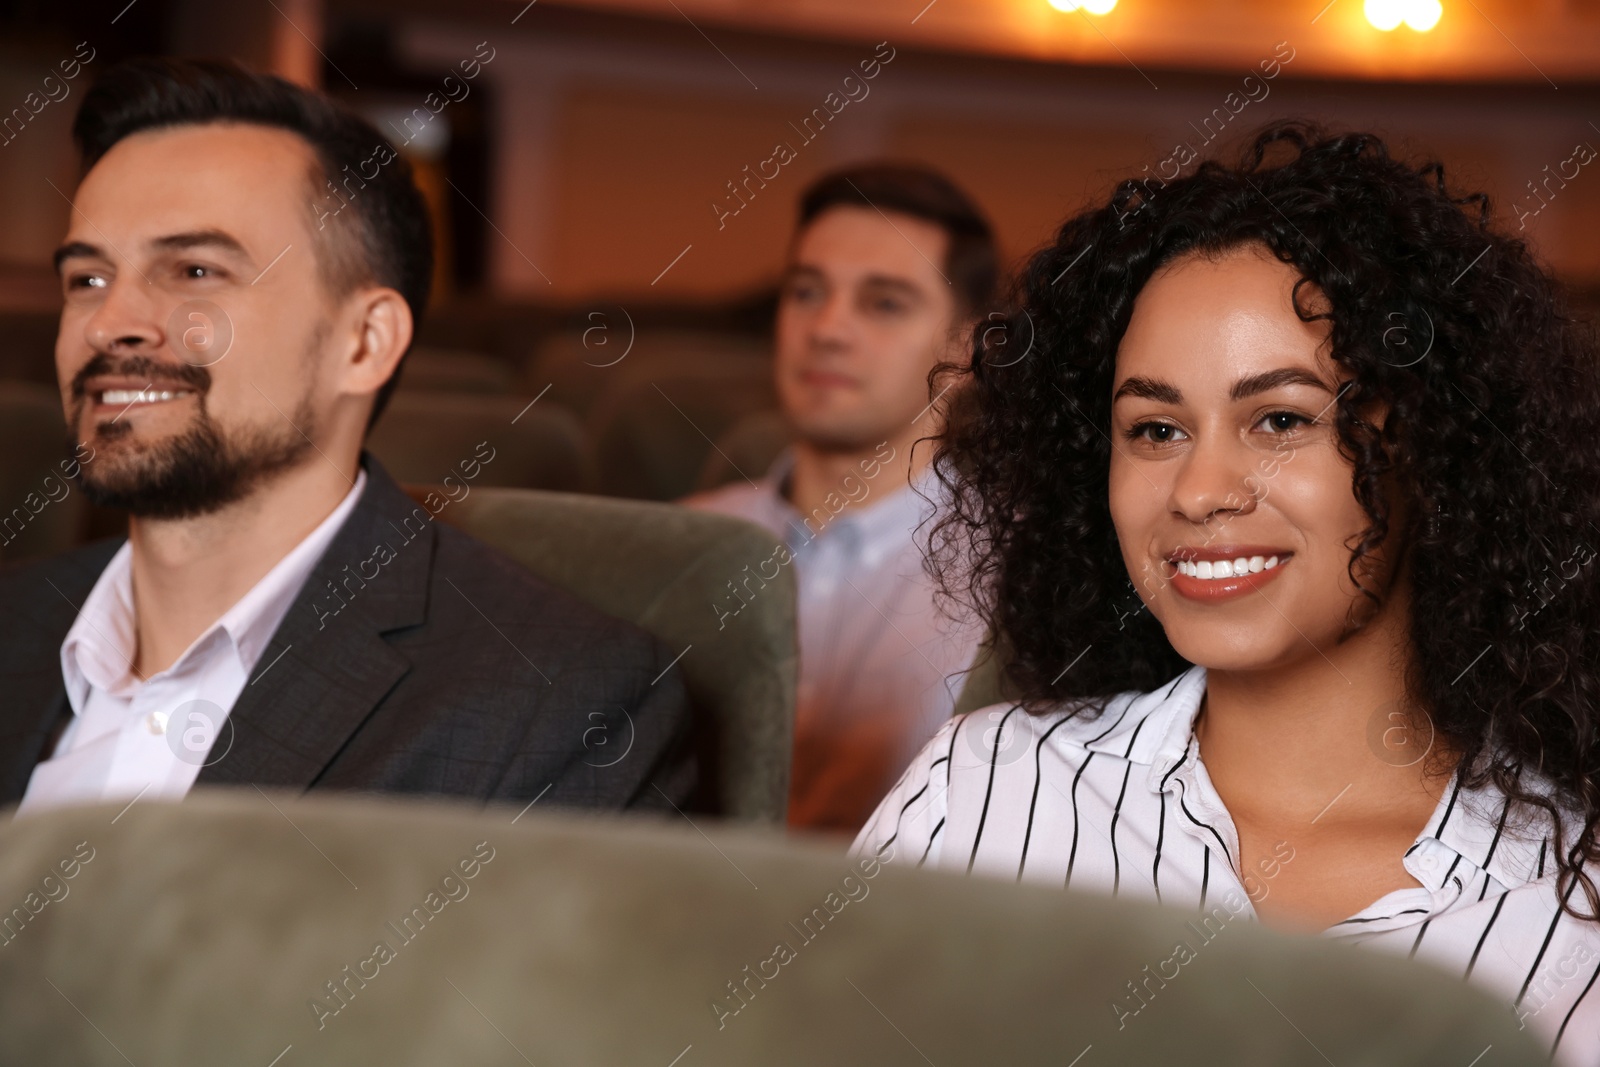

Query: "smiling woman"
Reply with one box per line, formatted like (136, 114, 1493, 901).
(854, 119, 1600, 1064)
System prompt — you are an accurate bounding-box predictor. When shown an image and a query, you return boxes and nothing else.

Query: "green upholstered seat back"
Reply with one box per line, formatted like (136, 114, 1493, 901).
(0, 793, 1549, 1066)
(588, 368, 776, 500)
(523, 327, 768, 419)
(423, 486, 796, 822)
(398, 347, 518, 394)
(952, 630, 1024, 716)
(371, 392, 595, 493)
(694, 408, 792, 493)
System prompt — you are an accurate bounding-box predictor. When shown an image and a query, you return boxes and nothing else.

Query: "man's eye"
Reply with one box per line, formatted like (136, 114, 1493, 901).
(67, 273, 107, 290)
(183, 264, 211, 279)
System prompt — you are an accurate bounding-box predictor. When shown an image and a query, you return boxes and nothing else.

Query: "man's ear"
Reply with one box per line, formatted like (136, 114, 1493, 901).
(338, 287, 413, 402)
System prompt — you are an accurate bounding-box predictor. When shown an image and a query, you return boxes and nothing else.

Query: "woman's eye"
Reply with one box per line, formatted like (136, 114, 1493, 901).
(1126, 421, 1186, 444)
(1258, 411, 1311, 433)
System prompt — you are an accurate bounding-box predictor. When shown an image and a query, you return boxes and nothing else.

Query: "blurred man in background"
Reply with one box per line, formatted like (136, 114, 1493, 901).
(686, 164, 994, 833)
(0, 58, 695, 814)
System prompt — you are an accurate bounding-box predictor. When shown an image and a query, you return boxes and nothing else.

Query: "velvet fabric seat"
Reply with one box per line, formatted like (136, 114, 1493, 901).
(694, 408, 794, 493)
(0, 791, 1548, 1066)
(523, 327, 768, 419)
(587, 366, 776, 500)
(370, 391, 595, 493)
(419, 485, 797, 822)
(396, 347, 519, 394)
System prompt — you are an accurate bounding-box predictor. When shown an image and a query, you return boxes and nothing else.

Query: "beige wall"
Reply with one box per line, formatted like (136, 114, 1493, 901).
(0, 43, 91, 292)
(2, 17, 1596, 311)
(400, 18, 1600, 302)
(546, 85, 846, 298)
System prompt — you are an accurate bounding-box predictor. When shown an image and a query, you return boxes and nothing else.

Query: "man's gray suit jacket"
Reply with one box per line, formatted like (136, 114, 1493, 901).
(0, 456, 698, 811)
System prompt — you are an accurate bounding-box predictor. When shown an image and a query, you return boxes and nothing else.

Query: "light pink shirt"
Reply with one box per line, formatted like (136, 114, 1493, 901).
(686, 451, 983, 834)
(16, 471, 366, 815)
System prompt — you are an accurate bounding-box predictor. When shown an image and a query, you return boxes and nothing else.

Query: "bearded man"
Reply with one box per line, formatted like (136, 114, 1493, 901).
(0, 58, 695, 815)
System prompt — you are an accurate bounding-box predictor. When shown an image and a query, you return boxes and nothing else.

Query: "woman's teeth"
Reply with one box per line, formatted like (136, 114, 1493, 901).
(101, 389, 190, 405)
(1176, 555, 1280, 580)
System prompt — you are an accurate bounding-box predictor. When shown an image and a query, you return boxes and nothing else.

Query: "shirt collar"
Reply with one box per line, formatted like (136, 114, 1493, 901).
(1075, 664, 1207, 767)
(60, 541, 140, 709)
(1105, 664, 1558, 892)
(1418, 765, 1559, 892)
(60, 469, 367, 710)
(764, 447, 945, 563)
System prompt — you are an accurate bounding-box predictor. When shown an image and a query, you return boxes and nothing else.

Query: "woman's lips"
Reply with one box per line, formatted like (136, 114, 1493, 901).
(1165, 551, 1293, 603)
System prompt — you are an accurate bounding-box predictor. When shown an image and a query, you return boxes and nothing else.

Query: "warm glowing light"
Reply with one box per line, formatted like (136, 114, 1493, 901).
(1405, 0, 1442, 31)
(1047, 0, 1117, 13)
(1366, 0, 1442, 31)
(1365, 0, 1406, 30)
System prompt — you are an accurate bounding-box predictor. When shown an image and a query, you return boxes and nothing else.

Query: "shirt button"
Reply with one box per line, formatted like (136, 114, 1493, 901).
(145, 710, 169, 735)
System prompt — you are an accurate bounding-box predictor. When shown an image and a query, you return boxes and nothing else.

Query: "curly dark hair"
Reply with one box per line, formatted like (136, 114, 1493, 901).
(928, 118, 1600, 917)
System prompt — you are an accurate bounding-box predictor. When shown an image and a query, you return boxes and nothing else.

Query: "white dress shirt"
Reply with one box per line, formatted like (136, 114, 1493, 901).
(687, 450, 984, 832)
(853, 665, 1600, 1064)
(17, 471, 367, 815)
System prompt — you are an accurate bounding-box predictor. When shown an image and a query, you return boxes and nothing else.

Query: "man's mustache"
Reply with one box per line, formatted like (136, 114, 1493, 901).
(70, 353, 211, 400)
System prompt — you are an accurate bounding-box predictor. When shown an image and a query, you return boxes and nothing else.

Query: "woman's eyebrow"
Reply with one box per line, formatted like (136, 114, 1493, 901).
(1229, 367, 1334, 400)
(1111, 375, 1181, 404)
(1111, 367, 1334, 404)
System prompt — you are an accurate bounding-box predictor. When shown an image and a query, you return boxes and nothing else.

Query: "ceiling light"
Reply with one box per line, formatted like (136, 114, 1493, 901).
(1364, 0, 1406, 31)
(1404, 0, 1442, 31)
(1366, 0, 1442, 31)
(1048, 0, 1117, 14)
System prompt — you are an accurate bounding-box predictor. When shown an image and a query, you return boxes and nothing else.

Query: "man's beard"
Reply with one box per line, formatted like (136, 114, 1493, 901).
(68, 355, 317, 521)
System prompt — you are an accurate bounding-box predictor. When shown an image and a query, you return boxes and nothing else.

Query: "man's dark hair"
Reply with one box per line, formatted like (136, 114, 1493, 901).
(797, 163, 997, 316)
(72, 57, 433, 428)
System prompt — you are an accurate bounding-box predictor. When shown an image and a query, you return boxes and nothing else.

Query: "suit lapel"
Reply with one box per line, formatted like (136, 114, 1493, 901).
(0, 686, 69, 803)
(0, 540, 123, 803)
(198, 458, 433, 790)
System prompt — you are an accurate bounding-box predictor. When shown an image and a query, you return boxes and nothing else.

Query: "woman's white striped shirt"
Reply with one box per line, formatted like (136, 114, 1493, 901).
(851, 665, 1599, 1065)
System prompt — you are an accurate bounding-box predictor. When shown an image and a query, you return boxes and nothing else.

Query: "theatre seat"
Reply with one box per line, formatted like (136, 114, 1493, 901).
(694, 409, 793, 492)
(0, 383, 87, 565)
(589, 368, 777, 500)
(947, 643, 1011, 716)
(0, 792, 1548, 1066)
(398, 347, 518, 394)
(369, 391, 595, 493)
(524, 327, 768, 418)
(412, 485, 796, 822)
